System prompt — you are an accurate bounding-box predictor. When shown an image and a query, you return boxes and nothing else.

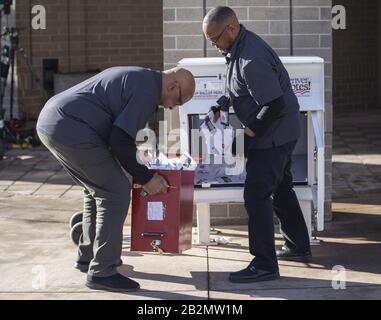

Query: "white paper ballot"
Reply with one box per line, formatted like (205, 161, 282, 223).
(200, 117, 234, 157)
(147, 202, 164, 221)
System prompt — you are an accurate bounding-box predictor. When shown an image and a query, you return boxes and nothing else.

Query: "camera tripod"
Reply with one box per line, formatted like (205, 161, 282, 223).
(0, 26, 45, 159)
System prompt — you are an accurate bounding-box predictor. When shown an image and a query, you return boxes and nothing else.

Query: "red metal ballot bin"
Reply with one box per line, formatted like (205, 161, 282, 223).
(131, 169, 195, 254)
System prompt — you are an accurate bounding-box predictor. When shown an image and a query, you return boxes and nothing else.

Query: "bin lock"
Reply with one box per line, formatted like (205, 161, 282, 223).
(151, 240, 163, 254)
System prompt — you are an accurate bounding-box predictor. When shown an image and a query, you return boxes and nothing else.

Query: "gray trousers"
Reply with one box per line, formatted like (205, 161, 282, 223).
(38, 131, 131, 278)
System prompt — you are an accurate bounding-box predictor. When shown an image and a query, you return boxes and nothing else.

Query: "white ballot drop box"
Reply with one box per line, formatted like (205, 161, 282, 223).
(177, 57, 325, 244)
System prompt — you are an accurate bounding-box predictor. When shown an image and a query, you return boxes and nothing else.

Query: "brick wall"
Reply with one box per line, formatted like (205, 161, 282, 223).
(15, 0, 163, 119)
(163, 0, 333, 225)
(333, 0, 379, 113)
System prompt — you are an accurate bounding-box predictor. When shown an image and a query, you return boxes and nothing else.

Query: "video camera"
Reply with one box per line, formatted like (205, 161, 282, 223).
(0, 0, 13, 15)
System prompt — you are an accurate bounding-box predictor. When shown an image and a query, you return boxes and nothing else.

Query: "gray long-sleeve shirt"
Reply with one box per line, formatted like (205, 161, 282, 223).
(37, 66, 162, 146)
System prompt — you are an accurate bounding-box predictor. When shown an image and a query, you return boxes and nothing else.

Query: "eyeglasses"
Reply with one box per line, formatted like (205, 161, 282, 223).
(207, 25, 229, 46)
(177, 83, 183, 106)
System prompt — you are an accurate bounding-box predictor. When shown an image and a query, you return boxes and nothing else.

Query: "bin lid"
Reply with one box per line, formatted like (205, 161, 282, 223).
(178, 57, 225, 67)
(178, 56, 324, 67)
(281, 56, 324, 64)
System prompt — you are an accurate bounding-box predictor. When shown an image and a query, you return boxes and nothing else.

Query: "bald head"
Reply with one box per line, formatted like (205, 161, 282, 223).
(160, 67, 195, 110)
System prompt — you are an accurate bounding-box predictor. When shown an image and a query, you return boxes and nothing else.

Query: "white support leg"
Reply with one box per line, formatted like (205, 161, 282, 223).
(194, 203, 217, 246)
(299, 200, 312, 242)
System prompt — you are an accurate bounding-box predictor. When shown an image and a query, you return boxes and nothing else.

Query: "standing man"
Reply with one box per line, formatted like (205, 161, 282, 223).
(203, 7, 311, 283)
(37, 66, 195, 292)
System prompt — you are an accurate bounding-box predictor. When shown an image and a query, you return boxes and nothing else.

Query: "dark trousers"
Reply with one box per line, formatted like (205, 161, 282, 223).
(38, 131, 131, 278)
(244, 140, 310, 272)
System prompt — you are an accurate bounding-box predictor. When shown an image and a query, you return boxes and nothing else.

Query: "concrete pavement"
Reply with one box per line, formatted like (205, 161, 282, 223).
(0, 193, 380, 300)
(0, 112, 381, 300)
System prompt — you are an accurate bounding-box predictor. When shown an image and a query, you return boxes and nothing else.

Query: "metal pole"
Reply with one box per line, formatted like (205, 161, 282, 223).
(203, 0, 207, 57)
(289, 0, 294, 56)
(9, 34, 15, 120)
(0, 9, 3, 112)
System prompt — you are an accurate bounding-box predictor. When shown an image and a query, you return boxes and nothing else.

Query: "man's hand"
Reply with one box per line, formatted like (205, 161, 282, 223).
(213, 110, 220, 123)
(143, 173, 169, 195)
(244, 127, 256, 137)
(209, 106, 220, 123)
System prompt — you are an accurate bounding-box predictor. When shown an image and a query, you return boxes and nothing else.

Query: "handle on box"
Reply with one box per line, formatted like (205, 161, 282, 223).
(141, 232, 164, 237)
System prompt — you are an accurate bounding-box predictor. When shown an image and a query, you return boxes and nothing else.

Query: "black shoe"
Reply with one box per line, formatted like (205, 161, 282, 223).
(86, 273, 140, 292)
(74, 259, 123, 273)
(276, 246, 312, 262)
(229, 265, 280, 283)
